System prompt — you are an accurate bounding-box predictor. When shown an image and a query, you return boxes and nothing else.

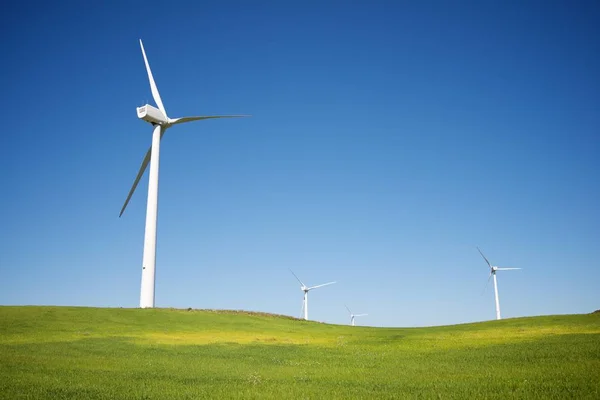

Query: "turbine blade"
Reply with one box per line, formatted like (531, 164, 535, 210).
(139, 39, 167, 117)
(480, 273, 493, 296)
(289, 270, 305, 287)
(344, 304, 352, 314)
(169, 115, 251, 125)
(354, 314, 368, 317)
(119, 130, 166, 217)
(477, 247, 492, 268)
(308, 281, 336, 290)
(496, 267, 521, 270)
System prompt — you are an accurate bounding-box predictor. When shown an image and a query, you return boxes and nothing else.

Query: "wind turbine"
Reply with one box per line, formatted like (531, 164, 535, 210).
(121, 40, 248, 308)
(477, 247, 521, 320)
(345, 305, 367, 326)
(290, 270, 336, 321)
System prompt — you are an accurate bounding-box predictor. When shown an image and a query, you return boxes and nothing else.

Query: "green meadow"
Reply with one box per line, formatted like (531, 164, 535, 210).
(0, 306, 598, 399)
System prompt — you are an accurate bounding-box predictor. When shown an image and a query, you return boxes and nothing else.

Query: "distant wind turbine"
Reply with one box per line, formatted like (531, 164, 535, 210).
(290, 270, 336, 320)
(120, 40, 249, 308)
(345, 305, 367, 326)
(477, 247, 521, 320)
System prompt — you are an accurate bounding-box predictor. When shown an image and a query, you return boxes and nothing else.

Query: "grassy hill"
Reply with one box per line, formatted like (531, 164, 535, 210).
(1, 306, 598, 399)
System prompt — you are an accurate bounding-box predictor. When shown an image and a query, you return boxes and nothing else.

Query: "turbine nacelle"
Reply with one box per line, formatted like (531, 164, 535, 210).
(137, 104, 168, 126)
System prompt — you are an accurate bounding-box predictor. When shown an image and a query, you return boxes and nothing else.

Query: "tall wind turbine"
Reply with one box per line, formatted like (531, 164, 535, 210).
(477, 247, 521, 320)
(121, 40, 248, 308)
(290, 270, 336, 321)
(345, 305, 367, 326)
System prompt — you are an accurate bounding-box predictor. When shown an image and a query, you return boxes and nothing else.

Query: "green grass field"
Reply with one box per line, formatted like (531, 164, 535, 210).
(0, 306, 598, 399)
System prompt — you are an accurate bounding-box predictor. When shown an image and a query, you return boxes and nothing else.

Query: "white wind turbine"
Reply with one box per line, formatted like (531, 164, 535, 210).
(345, 305, 367, 326)
(290, 270, 336, 321)
(121, 40, 248, 308)
(477, 247, 521, 320)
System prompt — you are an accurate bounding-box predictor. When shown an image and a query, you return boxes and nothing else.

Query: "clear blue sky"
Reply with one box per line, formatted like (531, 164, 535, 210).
(1, 1, 598, 327)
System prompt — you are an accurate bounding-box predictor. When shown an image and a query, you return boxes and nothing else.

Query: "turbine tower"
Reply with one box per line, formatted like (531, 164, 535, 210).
(477, 247, 521, 320)
(121, 40, 248, 308)
(290, 270, 336, 320)
(345, 305, 367, 326)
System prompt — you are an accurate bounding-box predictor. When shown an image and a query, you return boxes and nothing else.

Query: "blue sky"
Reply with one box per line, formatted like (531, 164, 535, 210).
(1, 1, 598, 327)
